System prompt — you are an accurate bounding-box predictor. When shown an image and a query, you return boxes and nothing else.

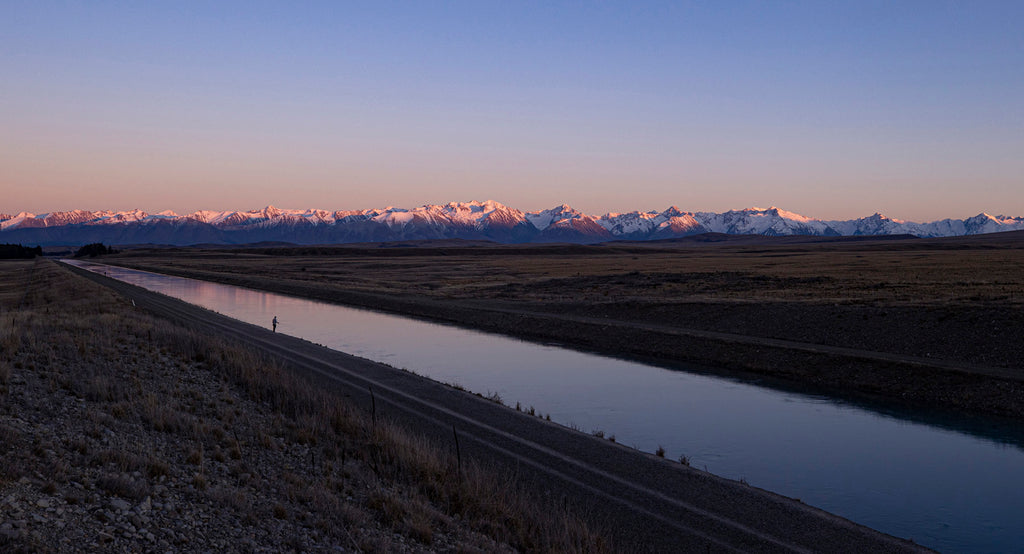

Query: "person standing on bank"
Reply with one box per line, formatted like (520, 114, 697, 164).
(272, 316, 278, 332)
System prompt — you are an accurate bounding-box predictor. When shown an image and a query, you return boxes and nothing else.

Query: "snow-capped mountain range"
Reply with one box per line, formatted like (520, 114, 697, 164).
(2, 201, 1023, 247)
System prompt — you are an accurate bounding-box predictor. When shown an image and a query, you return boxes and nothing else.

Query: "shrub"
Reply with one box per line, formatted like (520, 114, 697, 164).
(74, 243, 117, 258)
(0, 243, 42, 259)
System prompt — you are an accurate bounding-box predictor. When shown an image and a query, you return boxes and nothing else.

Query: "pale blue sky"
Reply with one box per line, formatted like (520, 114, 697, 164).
(3, 1, 1022, 220)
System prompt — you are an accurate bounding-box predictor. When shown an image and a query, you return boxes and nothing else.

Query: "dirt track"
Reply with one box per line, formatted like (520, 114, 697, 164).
(62, 262, 931, 553)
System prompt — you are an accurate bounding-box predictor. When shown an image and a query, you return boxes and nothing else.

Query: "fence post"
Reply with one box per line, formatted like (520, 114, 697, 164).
(369, 386, 377, 429)
(452, 425, 462, 479)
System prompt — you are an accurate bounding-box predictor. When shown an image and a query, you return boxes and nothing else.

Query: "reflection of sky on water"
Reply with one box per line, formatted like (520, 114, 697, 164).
(69, 260, 1024, 553)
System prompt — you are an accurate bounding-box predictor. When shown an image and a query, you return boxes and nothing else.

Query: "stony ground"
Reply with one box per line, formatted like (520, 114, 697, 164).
(0, 260, 603, 553)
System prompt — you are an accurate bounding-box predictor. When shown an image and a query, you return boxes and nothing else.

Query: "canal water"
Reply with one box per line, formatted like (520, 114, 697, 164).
(67, 260, 1024, 553)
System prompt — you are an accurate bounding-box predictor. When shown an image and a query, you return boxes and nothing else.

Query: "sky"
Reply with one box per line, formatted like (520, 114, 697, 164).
(2, 1, 1023, 221)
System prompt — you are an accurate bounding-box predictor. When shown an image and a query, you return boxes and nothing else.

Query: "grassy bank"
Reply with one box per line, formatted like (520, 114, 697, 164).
(0, 260, 608, 552)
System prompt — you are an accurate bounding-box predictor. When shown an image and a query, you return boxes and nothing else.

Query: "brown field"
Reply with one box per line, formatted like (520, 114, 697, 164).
(108, 234, 1024, 419)
(116, 235, 1024, 305)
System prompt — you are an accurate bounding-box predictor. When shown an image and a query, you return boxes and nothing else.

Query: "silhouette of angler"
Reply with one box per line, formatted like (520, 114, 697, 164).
(272, 316, 278, 332)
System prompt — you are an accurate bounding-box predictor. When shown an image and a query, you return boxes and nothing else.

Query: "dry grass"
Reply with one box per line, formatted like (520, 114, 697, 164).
(112, 240, 1024, 307)
(95, 473, 150, 501)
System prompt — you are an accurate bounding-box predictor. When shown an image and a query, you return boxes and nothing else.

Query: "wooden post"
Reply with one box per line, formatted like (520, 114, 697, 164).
(452, 425, 462, 478)
(369, 386, 377, 429)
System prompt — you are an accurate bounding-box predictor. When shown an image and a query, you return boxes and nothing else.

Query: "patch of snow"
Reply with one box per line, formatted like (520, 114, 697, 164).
(1, 212, 37, 230)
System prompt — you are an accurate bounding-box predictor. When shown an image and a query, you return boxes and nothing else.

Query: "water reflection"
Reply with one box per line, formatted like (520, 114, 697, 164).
(67, 260, 1024, 553)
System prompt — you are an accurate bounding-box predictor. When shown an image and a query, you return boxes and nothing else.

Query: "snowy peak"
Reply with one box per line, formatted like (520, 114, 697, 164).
(186, 210, 232, 225)
(594, 207, 699, 238)
(962, 213, 1024, 235)
(1, 212, 35, 230)
(525, 203, 587, 230)
(258, 205, 283, 220)
(697, 207, 837, 237)
(99, 209, 150, 224)
(433, 200, 522, 226)
(441, 199, 505, 215)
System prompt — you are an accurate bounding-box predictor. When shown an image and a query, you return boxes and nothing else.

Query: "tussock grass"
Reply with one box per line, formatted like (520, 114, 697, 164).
(95, 473, 150, 500)
(139, 392, 194, 434)
(0, 360, 9, 388)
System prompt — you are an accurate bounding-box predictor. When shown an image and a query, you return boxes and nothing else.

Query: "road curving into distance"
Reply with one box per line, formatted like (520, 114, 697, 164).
(63, 261, 931, 553)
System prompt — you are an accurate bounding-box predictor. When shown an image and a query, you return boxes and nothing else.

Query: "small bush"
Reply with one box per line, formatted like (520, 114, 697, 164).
(186, 447, 203, 466)
(73, 243, 117, 258)
(147, 457, 171, 478)
(96, 473, 149, 500)
(69, 437, 90, 456)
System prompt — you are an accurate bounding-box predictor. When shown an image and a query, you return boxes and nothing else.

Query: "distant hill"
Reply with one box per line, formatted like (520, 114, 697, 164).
(3, 201, 1023, 247)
